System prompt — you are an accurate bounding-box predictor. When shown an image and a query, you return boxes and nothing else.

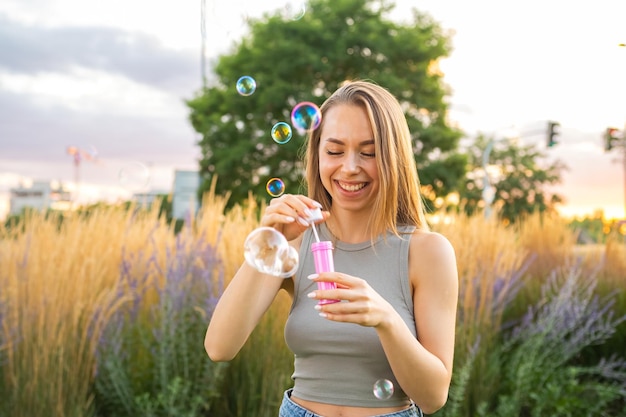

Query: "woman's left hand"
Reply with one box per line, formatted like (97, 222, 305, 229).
(306, 272, 395, 328)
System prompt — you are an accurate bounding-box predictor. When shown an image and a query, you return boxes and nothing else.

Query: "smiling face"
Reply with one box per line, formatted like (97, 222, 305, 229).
(305, 81, 430, 239)
(318, 103, 379, 215)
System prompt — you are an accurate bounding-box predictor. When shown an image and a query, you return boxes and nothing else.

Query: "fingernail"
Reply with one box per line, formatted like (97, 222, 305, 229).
(297, 217, 310, 227)
(318, 312, 328, 318)
(313, 304, 321, 310)
(285, 216, 295, 222)
(307, 291, 316, 298)
(312, 201, 323, 208)
(307, 274, 319, 280)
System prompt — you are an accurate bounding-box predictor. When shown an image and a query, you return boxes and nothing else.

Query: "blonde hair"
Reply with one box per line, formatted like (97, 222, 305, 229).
(304, 80, 430, 238)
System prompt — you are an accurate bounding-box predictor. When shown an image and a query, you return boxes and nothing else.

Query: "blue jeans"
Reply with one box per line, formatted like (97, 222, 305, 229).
(279, 389, 423, 417)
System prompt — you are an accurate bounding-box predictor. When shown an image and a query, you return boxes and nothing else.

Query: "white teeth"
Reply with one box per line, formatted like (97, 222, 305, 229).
(338, 182, 366, 192)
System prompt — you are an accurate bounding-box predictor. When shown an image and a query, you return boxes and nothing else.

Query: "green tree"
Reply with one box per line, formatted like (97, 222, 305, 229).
(459, 135, 567, 224)
(187, 0, 465, 207)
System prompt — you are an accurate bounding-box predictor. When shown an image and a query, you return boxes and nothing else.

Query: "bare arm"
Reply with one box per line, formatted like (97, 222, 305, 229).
(204, 263, 287, 361)
(309, 231, 458, 414)
(379, 232, 458, 414)
(204, 194, 328, 362)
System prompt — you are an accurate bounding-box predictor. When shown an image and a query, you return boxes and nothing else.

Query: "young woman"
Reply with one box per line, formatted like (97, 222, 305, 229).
(205, 80, 458, 417)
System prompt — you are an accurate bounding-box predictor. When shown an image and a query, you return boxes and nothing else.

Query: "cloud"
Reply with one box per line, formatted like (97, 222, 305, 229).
(0, 12, 200, 95)
(0, 86, 199, 167)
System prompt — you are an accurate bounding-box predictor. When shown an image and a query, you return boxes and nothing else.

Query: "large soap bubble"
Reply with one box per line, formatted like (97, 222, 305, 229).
(244, 227, 298, 278)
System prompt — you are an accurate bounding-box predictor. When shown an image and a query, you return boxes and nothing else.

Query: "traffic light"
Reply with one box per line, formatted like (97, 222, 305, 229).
(604, 127, 620, 151)
(547, 121, 560, 147)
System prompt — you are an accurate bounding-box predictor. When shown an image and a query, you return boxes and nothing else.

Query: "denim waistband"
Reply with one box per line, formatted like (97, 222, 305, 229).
(278, 389, 423, 417)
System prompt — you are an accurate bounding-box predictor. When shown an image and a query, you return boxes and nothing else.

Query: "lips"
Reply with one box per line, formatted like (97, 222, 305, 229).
(337, 181, 367, 192)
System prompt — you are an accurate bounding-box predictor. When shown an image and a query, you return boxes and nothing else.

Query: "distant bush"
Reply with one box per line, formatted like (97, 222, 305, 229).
(94, 220, 227, 417)
(1, 196, 625, 417)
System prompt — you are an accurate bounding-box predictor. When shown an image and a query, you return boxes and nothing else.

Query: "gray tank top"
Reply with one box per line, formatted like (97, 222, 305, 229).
(284, 223, 417, 407)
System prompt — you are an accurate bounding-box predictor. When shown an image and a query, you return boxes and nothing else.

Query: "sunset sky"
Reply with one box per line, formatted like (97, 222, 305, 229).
(1, 0, 625, 220)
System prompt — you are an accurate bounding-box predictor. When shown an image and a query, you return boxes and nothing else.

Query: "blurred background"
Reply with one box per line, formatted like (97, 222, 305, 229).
(2, 2, 626, 417)
(1, 0, 625, 224)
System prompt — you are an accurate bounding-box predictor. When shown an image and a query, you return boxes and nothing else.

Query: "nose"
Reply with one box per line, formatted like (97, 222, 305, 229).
(341, 151, 360, 174)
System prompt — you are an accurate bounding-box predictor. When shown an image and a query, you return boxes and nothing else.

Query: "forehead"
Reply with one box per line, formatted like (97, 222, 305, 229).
(320, 104, 374, 140)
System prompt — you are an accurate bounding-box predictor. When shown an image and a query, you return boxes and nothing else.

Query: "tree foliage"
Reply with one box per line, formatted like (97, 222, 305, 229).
(459, 135, 567, 224)
(187, 0, 465, 207)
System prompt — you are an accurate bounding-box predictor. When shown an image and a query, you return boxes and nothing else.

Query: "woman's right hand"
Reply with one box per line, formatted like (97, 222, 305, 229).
(261, 194, 329, 241)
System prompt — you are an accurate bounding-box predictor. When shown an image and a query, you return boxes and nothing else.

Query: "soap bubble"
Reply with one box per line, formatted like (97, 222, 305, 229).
(271, 122, 293, 144)
(118, 161, 151, 191)
(208, 0, 249, 39)
(282, 1, 306, 20)
(244, 227, 298, 278)
(291, 101, 321, 132)
(236, 75, 256, 96)
(266, 178, 285, 197)
(373, 379, 394, 400)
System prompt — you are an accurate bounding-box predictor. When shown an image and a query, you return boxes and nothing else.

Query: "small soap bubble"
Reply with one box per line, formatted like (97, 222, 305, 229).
(291, 101, 322, 132)
(282, 1, 306, 20)
(236, 75, 256, 96)
(244, 227, 299, 278)
(209, 0, 249, 38)
(118, 161, 151, 191)
(373, 379, 394, 400)
(266, 178, 285, 197)
(271, 122, 293, 144)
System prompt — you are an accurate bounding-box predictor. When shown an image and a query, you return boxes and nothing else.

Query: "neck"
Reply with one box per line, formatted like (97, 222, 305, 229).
(325, 209, 373, 244)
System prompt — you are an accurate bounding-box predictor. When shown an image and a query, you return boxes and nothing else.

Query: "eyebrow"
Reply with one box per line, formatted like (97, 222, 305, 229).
(324, 138, 375, 146)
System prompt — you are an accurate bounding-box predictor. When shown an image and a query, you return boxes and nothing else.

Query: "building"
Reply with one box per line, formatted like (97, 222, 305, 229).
(172, 170, 200, 220)
(9, 180, 72, 215)
(131, 190, 169, 210)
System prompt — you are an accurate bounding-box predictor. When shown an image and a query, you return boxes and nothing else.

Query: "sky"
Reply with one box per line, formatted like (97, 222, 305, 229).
(1, 0, 626, 220)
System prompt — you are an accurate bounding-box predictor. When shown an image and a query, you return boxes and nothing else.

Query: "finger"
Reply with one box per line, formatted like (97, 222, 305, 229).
(308, 272, 360, 288)
(264, 198, 302, 224)
(260, 211, 296, 228)
(317, 311, 373, 324)
(280, 195, 325, 218)
(270, 195, 317, 224)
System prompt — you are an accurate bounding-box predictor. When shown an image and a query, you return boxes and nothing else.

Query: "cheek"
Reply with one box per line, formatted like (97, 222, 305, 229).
(318, 154, 334, 174)
(318, 158, 333, 183)
(365, 160, 380, 180)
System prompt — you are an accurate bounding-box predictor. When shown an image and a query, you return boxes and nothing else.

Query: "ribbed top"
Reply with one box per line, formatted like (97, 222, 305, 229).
(284, 223, 416, 407)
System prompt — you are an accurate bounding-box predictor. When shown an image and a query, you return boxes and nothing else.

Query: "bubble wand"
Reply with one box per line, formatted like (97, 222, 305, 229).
(305, 208, 339, 304)
(311, 221, 321, 243)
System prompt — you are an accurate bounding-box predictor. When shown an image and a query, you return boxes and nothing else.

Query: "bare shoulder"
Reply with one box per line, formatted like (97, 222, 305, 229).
(409, 229, 456, 259)
(408, 229, 458, 290)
